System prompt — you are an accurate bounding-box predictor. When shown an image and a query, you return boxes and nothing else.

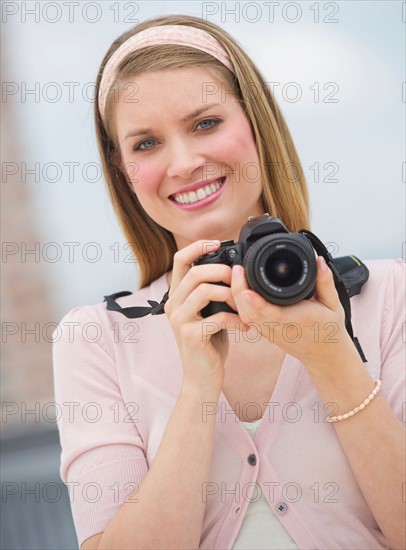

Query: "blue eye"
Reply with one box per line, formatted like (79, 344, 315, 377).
(135, 138, 157, 152)
(133, 118, 221, 152)
(196, 118, 219, 130)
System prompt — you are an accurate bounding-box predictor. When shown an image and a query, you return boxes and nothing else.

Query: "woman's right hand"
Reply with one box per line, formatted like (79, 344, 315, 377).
(164, 240, 249, 393)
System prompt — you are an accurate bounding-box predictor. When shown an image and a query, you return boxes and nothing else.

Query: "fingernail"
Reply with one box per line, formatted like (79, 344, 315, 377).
(232, 265, 242, 277)
(203, 241, 221, 254)
(319, 256, 327, 272)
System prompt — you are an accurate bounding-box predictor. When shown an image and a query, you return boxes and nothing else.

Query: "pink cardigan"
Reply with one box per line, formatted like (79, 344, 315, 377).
(52, 259, 405, 549)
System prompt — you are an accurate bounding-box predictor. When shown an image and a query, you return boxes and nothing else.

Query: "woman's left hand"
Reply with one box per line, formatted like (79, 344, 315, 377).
(230, 256, 362, 374)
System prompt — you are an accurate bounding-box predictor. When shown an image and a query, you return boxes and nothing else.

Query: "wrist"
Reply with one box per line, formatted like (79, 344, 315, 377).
(303, 341, 364, 382)
(180, 381, 222, 402)
(305, 354, 378, 417)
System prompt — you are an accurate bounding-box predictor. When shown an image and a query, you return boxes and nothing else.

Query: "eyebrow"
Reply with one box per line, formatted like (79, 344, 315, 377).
(124, 103, 222, 140)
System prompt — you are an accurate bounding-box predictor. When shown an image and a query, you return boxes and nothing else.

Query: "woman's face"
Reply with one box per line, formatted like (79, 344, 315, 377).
(113, 66, 265, 249)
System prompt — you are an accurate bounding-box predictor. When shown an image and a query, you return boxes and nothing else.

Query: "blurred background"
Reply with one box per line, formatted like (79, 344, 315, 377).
(1, 1, 404, 548)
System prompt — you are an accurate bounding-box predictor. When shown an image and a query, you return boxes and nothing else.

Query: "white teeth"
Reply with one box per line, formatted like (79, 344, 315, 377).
(196, 188, 206, 200)
(172, 178, 224, 204)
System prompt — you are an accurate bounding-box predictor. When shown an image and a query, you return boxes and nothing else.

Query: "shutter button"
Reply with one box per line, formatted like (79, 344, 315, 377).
(276, 502, 288, 515)
(247, 454, 257, 466)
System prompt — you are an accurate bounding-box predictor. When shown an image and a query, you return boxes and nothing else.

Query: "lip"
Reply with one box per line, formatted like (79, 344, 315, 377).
(169, 177, 226, 211)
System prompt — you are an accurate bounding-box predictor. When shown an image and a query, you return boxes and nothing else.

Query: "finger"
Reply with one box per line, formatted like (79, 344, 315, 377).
(205, 311, 250, 336)
(230, 264, 249, 292)
(170, 240, 221, 295)
(182, 282, 239, 321)
(231, 264, 269, 320)
(171, 264, 232, 307)
(315, 256, 342, 310)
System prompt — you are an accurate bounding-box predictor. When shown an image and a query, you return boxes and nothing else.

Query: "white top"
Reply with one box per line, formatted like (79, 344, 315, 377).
(232, 418, 299, 550)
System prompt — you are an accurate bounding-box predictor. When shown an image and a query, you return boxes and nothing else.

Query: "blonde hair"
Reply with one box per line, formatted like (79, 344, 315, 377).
(94, 14, 311, 288)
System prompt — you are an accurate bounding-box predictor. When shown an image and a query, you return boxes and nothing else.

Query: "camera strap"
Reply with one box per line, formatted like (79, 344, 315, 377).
(103, 288, 170, 318)
(299, 229, 368, 363)
(104, 234, 369, 363)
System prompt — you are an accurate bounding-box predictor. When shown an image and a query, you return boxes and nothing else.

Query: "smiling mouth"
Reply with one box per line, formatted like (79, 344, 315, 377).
(169, 177, 226, 205)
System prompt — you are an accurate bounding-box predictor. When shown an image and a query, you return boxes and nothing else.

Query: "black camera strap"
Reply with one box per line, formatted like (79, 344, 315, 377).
(103, 289, 170, 318)
(104, 234, 368, 363)
(299, 229, 367, 363)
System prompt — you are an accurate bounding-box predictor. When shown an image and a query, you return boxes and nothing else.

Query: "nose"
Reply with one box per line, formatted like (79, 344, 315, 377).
(166, 136, 205, 180)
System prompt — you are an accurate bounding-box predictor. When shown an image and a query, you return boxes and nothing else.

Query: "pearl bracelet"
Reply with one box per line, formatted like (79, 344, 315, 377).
(326, 379, 382, 423)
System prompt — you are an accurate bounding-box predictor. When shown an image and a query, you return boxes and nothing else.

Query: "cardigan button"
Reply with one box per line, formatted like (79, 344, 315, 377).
(276, 502, 288, 515)
(247, 454, 257, 466)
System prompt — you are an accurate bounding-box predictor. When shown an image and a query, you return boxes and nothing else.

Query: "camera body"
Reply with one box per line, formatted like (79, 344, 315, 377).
(193, 213, 317, 318)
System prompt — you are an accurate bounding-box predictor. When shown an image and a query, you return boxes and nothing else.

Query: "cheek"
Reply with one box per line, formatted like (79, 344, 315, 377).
(125, 159, 162, 195)
(218, 118, 258, 162)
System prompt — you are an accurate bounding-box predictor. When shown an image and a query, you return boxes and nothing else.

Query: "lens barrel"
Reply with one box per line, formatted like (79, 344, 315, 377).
(243, 234, 317, 305)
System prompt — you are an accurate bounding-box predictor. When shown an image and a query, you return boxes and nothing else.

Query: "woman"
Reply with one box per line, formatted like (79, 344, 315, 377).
(53, 14, 405, 550)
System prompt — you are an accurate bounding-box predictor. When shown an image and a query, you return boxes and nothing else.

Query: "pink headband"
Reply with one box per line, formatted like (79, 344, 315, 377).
(98, 24, 235, 122)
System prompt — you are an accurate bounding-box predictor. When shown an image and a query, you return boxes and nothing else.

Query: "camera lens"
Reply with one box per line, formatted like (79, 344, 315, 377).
(243, 234, 317, 305)
(265, 250, 303, 287)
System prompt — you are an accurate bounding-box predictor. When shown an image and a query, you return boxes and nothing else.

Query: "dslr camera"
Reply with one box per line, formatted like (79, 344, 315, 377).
(192, 213, 317, 318)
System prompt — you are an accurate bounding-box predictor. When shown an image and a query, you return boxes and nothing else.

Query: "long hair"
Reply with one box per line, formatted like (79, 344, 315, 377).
(94, 14, 310, 288)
